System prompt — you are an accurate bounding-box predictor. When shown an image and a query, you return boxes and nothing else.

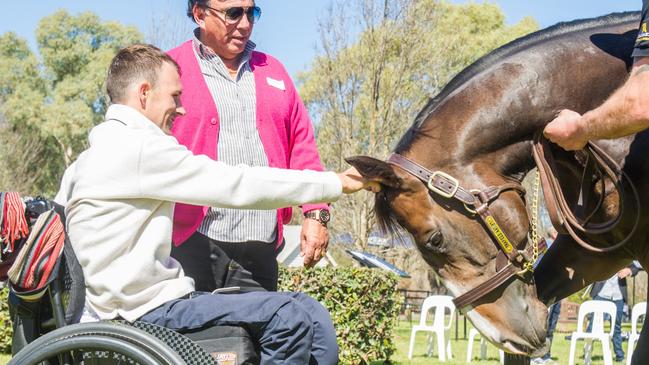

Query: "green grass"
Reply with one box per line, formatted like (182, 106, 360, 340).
(373, 317, 637, 365)
(0, 354, 9, 365)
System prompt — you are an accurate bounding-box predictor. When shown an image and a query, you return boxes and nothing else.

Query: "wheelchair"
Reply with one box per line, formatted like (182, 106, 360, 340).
(7, 198, 260, 365)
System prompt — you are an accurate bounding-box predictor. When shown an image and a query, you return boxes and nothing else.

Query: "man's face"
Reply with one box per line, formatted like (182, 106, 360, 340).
(145, 62, 185, 134)
(198, 0, 255, 61)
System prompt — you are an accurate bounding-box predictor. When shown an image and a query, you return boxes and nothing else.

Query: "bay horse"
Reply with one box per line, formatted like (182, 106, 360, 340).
(347, 12, 646, 360)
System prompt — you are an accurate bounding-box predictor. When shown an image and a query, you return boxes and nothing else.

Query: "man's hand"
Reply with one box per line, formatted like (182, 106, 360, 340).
(300, 218, 328, 267)
(338, 167, 381, 194)
(543, 109, 590, 151)
(617, 267, 633, 279)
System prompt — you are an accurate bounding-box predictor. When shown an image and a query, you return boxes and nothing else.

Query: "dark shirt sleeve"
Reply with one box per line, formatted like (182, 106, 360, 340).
(632, 0, 649, 58)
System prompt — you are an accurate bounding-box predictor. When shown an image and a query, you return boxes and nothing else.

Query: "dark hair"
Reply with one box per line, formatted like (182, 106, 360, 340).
(187, 1, 257, 23)
(187, 0, 209, 22)
(106, 44, 180, 104)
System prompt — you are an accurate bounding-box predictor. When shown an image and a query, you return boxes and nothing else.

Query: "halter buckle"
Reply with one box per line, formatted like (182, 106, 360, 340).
(428, 171, 459, 199)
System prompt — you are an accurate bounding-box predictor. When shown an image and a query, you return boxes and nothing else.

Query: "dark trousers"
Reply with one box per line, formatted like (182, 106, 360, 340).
(140, 291, 339, 365)
(588, 296, 625, 360)
(542, 301, 561, 360)
(171, 232, 279, 292)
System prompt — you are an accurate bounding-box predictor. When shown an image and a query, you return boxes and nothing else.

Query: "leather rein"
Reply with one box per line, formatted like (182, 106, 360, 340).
(532, 132, 641, 253)
(387, 154, 546, 313)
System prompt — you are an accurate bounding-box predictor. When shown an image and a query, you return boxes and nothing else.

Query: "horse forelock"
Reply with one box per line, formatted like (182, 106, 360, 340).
(395, 11, 640, 154)
(374, 190, 406, 240)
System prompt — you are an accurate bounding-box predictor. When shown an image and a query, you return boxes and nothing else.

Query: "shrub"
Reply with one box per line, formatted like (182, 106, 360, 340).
(0, 287, 11, 353)
(279, 266, 403, 364)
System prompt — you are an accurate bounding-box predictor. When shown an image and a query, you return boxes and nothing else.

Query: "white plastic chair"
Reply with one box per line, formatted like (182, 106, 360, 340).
(626, 301, 646, 365)
(466, 328, 504, 364)
(568, 300, 617, 365)
(407, 295, 455, 361)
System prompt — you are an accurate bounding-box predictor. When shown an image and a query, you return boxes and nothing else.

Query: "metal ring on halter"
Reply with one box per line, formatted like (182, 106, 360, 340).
(516, 262, 534, 276)
(463, 189, 483, 214)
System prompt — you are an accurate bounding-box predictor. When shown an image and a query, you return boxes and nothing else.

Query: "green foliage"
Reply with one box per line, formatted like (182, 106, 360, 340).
(299, 0, 538, 248)
(279, 266, 403, 364)
(0, 288, 11, 354)
(0, 11, 142, 196)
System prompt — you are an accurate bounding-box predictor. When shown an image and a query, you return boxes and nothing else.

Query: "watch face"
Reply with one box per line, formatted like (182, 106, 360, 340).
(319, 209, 330, 223)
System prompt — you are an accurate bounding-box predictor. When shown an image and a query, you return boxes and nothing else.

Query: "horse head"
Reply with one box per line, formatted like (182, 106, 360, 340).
(349, 154, 549, 356)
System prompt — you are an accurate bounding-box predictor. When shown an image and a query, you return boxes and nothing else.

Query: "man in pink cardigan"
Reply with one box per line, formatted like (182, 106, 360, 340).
(168, 0, 331, 293)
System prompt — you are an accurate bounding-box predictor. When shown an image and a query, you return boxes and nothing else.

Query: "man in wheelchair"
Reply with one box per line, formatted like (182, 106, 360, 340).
(39, 44, 376, 365)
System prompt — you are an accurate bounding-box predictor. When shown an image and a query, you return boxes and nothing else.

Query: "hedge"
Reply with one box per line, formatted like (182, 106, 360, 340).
(0, 288, 10, 353)
(279, 266, 403, 364)
(0, 267, 403, 363)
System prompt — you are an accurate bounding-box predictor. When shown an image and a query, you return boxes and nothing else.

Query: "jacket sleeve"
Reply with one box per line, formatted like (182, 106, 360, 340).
(137, 134, 342, 209)
(282, 70, 330, 214)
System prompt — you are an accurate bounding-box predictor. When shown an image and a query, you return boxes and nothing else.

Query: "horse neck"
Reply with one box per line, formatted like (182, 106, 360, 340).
(405, 110, 541, 184)
(399, 19, 636, 177)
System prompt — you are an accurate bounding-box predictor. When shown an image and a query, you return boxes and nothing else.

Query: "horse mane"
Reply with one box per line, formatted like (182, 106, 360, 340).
(395, 11, 640, 153)
(378, 12, 640, 238)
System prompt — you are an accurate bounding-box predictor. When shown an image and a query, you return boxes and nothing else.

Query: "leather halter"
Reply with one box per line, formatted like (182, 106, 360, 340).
(387, 154, 546, 313)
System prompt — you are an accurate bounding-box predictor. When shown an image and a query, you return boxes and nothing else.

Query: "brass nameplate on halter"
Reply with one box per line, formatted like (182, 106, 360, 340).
(485, 216, 514, 254)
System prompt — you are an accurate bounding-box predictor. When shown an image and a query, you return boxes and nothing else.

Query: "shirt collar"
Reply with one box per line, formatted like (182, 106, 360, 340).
(192, 28, 256, 67)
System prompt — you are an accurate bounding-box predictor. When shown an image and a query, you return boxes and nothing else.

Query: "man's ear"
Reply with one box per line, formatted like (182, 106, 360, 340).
(345, 156, 403, 189)
(138, 82, 151, 110)
(193, 4, 206, 26)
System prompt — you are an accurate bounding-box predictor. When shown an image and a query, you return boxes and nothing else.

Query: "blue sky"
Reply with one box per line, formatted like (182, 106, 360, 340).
(0, 0, 640, 78)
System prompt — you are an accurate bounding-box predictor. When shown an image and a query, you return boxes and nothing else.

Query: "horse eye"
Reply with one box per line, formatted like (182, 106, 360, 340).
(424, 231, 444, 252)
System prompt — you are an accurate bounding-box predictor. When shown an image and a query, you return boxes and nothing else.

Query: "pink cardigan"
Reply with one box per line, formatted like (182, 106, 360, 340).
(168, 41, 328, 247)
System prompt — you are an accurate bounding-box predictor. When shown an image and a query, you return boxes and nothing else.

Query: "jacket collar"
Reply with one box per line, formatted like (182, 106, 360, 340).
(104, 104, 165, 135)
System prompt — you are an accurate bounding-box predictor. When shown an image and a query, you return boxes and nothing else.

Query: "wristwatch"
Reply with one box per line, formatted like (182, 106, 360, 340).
(304, 209, 330, 227)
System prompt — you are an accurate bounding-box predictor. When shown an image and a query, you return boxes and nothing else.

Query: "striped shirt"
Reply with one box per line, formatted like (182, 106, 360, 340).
(192, 31, 277, 243)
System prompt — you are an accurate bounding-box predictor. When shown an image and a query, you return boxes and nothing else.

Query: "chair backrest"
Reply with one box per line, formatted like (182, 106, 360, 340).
(631, 301, 646, 336)
(576, 300, 617, 336)
(418, 295, 455, 330)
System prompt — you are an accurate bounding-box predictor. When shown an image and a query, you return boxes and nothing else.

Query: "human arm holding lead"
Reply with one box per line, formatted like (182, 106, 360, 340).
(544, 56, 649, 150)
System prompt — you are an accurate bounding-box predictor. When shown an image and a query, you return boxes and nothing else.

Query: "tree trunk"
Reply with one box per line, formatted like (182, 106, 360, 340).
(504, 353, 530, 365)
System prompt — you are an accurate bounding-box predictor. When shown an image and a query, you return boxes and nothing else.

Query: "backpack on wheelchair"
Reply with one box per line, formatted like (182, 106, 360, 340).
(1, 194, 260, 365)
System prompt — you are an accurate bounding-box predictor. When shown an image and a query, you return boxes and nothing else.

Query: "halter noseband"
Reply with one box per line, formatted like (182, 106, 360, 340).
(387, 153, 545, 313)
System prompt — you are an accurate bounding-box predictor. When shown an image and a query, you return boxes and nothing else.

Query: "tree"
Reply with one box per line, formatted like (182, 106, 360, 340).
(0, 11, 142, 195)
(146, 0, 193, 51)
(299, 0, 538, 249)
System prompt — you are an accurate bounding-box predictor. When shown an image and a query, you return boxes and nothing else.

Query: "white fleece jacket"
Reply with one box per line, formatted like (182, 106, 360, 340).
(62, 104, 342, 321)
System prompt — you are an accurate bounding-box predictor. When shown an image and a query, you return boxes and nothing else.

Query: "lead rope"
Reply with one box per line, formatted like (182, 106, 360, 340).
(520, 169, 541, 274)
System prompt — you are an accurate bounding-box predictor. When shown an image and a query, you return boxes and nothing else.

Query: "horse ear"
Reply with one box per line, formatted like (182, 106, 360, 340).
(345, 155, 403, 189)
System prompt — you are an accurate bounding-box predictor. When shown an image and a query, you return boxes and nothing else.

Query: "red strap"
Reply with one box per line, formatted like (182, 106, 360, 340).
(1, 192, 29, 252)
(22, 215, 62, 289)
(35, 217, 65, 289)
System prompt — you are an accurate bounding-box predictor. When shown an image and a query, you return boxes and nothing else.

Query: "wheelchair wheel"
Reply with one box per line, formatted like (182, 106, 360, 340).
(10, 322, 188, 365)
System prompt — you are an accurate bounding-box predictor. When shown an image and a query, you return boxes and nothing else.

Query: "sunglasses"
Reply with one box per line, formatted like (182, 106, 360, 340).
(204, 5, 262, 24)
